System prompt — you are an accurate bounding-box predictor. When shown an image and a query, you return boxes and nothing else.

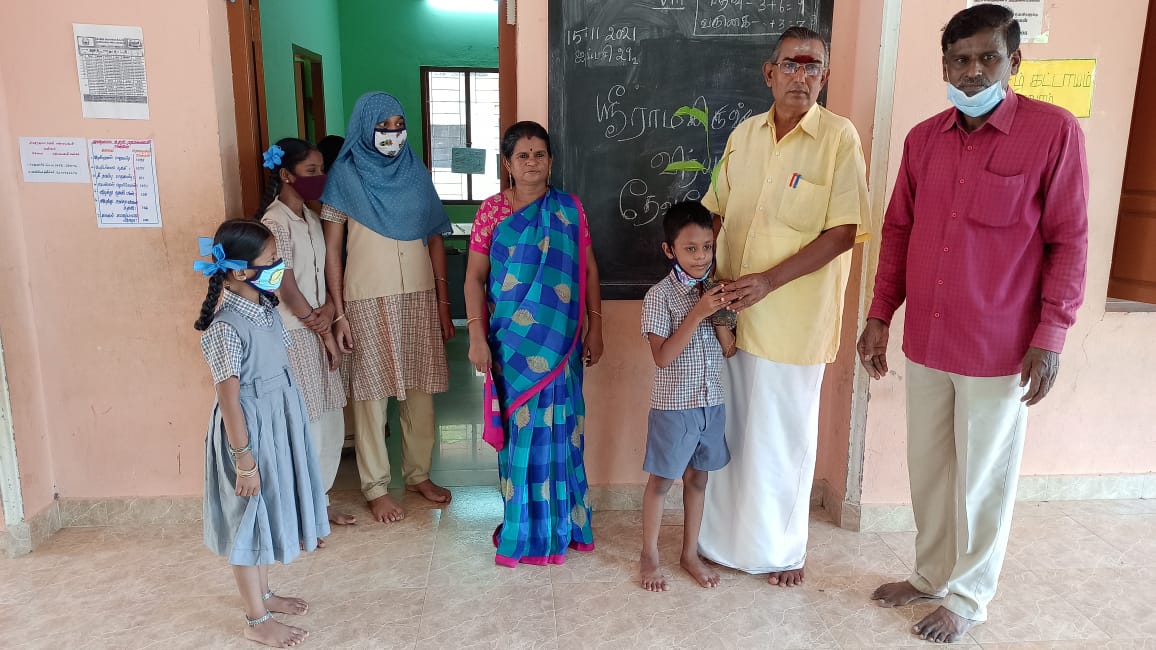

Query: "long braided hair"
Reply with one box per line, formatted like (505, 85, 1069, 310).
(251, 137, 317, 220)
(193, 219, 279, 331)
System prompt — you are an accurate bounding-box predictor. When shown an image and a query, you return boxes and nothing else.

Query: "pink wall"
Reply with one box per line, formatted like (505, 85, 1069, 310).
(861, 0, 1156, 504)
(0, 0, 236, 502)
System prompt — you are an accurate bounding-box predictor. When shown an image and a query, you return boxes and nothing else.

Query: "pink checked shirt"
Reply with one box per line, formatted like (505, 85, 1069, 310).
(869, 91, 1089, 377)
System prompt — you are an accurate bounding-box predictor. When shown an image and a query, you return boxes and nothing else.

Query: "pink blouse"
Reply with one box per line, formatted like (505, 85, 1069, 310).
(469, 192, 591, 255)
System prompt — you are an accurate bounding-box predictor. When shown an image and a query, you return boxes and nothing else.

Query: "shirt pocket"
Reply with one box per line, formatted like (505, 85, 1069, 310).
(969, 170, 1027, 227)
(775, 178, 831, 233)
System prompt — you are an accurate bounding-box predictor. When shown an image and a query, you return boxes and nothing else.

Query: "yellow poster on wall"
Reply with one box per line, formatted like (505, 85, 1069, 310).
(1010, 59, 1096, 118)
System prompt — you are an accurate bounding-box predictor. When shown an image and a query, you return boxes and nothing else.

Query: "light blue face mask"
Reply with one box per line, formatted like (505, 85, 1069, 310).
(672, 261, 713, 287)
(246, 259, 285, 293)
(946, 81, 1006, 118)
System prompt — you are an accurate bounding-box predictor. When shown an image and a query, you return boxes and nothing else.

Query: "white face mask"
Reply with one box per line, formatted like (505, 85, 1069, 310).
(946, 81, 1006, 118)
(374, 129, 407, 157)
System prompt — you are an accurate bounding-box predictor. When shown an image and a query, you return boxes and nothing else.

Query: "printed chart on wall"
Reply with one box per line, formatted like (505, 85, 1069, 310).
(73, 24, 150, 120)
(18, 137, 91, 183)
(966, 0, 1047, 44)
(549, 0, 835, 298)
(89, 139, 162, 228)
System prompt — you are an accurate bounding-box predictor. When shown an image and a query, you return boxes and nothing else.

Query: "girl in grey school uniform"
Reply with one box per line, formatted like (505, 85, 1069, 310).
(193, 219, 329, 648)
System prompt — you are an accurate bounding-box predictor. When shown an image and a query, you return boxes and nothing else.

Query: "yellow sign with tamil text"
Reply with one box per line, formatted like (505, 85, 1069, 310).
(1010, 59, 1096, 118)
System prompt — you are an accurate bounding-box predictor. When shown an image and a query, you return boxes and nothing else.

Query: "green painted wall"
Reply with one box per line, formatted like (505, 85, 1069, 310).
(260, 0, 346, 144)
(337, 0, 498, 221)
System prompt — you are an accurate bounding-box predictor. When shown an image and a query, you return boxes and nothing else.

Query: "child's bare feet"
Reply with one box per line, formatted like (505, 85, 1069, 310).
(768, 567, 805, 587)
(328, 506, 357, 526)
(264, 593, 308, 615)
(406, 479, 452, 503)
(368, 494, 406, 523)
(639, 549, 669, 592)
(244, 617, 308, 647)
(680, 553, 721, 588)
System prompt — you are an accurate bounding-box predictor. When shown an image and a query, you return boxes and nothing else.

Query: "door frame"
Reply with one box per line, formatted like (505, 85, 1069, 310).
(227, 0, 270, 219)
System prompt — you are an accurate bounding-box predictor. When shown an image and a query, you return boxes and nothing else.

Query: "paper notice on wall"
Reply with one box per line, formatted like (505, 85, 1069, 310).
(89, 139, 162, 228)
(73, 24, 150, 120)
(1010, 59, 1096, 117)
(966, 0, 1048, 44)
(18, 137, 91, 183)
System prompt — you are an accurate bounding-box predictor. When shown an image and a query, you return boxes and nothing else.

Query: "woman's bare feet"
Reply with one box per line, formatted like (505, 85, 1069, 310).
(680, 553, 721, 588)
(639, 549, 669, 592)
(912, 606, 978, 643)
(872, 581, 941, 607)
(767, 567, 805, 587)
(407, 479, 452, 503)
(244, 618, 308, 647)
(368, 494, 406, 523)
(327, 506, 357, 526)
(264, 594, 308, 615)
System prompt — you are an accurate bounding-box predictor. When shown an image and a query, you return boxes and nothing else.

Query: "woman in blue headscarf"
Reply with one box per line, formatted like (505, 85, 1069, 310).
(320, 92, 454, 524)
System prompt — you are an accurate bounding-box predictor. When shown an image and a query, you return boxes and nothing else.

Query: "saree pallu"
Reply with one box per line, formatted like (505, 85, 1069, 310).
(482, 188, 595, 567)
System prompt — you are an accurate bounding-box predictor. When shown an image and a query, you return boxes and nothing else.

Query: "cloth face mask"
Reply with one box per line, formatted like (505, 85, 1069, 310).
(291, 174, 326, 201)
(374, 129, 407, 157)
(946, 81, 1006, 118)
(672, 261, 713, 287)
(246, 259, 285, 293)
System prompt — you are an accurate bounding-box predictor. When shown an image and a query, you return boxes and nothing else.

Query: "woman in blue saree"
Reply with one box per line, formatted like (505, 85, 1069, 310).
(464, 121, 604, 567)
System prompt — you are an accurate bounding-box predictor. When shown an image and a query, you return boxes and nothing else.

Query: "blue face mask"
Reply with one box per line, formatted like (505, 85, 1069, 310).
(672, 261, 713, 287)
(246, 259, 285, 293)
(946, 81, 1006, 118)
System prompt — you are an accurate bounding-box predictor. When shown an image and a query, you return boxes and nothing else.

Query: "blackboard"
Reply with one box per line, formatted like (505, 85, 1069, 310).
(549, 0, 835, 299)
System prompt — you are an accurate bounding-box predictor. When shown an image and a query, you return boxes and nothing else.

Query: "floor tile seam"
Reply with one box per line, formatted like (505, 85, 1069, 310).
(1062, 509, 1144, 559)
(989, 568, 1117, 644)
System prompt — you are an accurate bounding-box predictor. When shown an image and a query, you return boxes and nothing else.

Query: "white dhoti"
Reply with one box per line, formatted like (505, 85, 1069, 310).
(699, 350, 825, 573)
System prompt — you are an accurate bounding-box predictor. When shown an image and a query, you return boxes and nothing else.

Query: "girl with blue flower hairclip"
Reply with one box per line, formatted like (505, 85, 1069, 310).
(193, 219, 330, 647)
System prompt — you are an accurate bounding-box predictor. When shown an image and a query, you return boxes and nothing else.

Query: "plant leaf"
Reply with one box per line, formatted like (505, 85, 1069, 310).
(664, 161, 708, 173)
(673, 106, 709, 129)
(709, 151, 732, 206)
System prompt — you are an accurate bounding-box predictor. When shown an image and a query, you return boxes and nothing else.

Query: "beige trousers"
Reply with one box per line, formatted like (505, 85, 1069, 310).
(905, 359, 1028, 622)
(308, 408, 345, 505)
(351, 390, 436, 500)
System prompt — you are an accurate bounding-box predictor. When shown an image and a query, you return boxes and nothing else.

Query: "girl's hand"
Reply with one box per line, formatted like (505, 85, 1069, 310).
(584, 327, 604, 367)
(235, 456, 260, 497)
(468, 338, 492, 374)
(333, 317, 354, 353)
(302, 302, 335, 334)
(322, 333, 342, 371)
(438, 302, 455, 342)
(690, 284, 730, 323)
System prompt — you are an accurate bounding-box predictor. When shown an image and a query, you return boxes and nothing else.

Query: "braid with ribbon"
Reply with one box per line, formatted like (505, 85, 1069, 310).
(192, 221, 279, 331)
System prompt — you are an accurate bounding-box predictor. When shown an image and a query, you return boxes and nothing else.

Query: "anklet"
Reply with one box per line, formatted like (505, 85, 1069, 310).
(261, 590, 275, 600)
(246, 611, 274, 626)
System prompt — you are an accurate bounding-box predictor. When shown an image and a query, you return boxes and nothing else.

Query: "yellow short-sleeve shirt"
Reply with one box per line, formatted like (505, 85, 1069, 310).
(702, 103, 870, 365)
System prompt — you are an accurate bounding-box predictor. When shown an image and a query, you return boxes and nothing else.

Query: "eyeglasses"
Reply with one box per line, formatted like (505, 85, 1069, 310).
(771, 60, 826, 77)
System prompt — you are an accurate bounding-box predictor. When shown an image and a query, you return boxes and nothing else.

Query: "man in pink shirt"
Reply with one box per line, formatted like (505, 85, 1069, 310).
(857, 4, 1088, 643)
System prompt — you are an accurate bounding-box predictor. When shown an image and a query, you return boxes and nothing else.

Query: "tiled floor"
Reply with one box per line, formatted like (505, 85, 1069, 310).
(2, 491, 1155, 649)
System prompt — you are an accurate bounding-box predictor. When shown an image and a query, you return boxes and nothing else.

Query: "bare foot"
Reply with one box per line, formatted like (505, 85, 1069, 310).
(680, 553, 721, 588)
(328, 506, 357, 525)
(244, 618, 308, 647)
(264, 593, 308, 615)
(639, 549, 669, 592)
(767, 567, 805, 587)
(872, 580, 941, 608)
(912, 606, 978, 643)
(407, 479, 452, 503)
(368, 494, 406, 523)
(315, 538, 326, 549)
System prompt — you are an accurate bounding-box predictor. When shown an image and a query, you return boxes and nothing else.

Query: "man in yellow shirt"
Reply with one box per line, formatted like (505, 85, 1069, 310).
(700, 26, 870, 586)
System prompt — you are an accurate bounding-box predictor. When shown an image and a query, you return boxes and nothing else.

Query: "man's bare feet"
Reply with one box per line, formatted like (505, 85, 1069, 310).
(264, 593, 308, 615)
(327, 506, 357, 525)
(680, 553, 721, 588)
(639, 549, 669, 592)
(912, 606, 978, 643)
(406, 479, 452, 503)
(872, 581, 941, 608)
(244, 618, 308, 648)
(368, 494, 406, 523)
(767, 567, 805, 587)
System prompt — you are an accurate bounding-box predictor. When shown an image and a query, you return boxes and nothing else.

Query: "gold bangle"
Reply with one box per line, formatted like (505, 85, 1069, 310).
(333, 314, 345, 323)
(466, 317, 482, 325)
(587, 309, 602, 317)
(236, 462, 259, 478)
(438, 300, 451, 305)
(435, 277, 448, 283)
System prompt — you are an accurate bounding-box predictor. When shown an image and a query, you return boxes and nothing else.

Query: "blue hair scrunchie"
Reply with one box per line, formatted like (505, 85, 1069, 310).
(262, 144, 285, 170)
(193, 237, 249, 277)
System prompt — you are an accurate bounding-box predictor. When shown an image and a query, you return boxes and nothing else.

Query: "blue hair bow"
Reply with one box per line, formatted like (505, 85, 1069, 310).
(262, 145, 285, 170)
(193, 237, 248, 277)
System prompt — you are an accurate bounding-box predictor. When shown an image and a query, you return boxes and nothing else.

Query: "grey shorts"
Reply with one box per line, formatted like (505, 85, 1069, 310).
(643, 405, 729, 480)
